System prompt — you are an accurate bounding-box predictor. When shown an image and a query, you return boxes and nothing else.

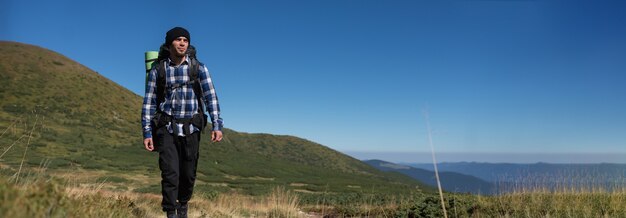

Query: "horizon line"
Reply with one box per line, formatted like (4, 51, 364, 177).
(343, 151, 626, 164)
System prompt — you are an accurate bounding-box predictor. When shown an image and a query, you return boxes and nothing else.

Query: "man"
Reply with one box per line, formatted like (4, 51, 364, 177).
(142, 27, 223, 218)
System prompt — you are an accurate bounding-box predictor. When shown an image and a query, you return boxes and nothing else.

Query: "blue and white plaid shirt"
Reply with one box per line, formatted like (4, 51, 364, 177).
(141, 55, 223, 139)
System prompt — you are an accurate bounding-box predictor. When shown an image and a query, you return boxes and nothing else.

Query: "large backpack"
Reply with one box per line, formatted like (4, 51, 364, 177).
(152, 44, 208, 132)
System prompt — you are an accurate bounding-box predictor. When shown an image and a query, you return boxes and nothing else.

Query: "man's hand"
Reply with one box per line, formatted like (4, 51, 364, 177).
(211, 131, 223, 142)
(144, 138, 154, 151)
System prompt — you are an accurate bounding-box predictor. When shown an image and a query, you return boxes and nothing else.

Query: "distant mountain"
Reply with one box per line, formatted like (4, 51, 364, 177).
(365, 160, 494, 195)
(0, 41, 432, 196)
(409, 162, 626, 192)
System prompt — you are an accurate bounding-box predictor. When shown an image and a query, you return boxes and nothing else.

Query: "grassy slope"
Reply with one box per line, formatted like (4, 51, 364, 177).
(0, 41, 432, 197)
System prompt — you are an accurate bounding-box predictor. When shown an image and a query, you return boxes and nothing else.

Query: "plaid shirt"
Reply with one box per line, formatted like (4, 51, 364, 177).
(141, 56, 223, 139)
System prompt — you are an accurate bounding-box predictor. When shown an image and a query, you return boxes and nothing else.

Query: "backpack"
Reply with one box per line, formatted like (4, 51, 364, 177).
(152, 44, 208, 133)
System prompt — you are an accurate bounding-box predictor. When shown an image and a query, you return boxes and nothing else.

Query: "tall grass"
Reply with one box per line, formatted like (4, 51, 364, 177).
(16, 114, 39, 183)
(478, 172, 626, 217)
(186, 186, 302, 217)
(0, 117, 27, 160)
(424, 110, 448, 218)
(268, 187, 301, 217)
(476, 189, 626, 217)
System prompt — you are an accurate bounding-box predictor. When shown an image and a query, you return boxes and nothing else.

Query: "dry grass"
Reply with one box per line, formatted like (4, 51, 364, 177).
(1, 170, 307, 218)
(183, 186, 303, 217)
(474, 184, 626, 217)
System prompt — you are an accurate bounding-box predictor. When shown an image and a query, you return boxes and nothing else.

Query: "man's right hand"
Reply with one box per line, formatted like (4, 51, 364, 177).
(144, 138, 154, 151)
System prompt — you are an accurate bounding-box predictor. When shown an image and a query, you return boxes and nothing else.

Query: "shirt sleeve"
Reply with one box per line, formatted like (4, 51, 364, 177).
(198, 64, 223, 131)
(141, 67, 158, 138)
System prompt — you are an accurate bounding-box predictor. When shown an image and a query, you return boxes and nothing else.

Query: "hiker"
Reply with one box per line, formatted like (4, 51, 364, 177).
(141, 27, 223, 218)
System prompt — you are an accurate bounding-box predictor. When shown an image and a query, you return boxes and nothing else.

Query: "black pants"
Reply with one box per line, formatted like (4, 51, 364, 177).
(155, 126, 200, 212)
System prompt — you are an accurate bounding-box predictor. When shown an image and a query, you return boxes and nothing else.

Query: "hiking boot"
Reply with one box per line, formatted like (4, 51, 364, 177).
(177, 204, 188, 218)
(166, 210, 177, 218)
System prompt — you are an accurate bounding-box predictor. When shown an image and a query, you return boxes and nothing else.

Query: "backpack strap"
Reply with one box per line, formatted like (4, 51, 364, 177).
(189, 58, 205, 114)
(155, 60, 167, 112)
(189, 58, 208, 130)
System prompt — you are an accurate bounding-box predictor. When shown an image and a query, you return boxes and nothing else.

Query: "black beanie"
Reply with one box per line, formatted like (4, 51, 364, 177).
(165, 27, 191, 46)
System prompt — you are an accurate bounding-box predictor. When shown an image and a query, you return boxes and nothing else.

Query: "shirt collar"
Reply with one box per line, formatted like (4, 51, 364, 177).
(166, 55, 190, 66)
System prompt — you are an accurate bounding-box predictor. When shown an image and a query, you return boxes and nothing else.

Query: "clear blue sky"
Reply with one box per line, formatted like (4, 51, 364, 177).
(2, 0, 625, 162)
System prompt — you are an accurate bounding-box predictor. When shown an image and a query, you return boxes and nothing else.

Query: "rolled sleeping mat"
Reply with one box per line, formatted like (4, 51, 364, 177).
(145, 51, 158, 83)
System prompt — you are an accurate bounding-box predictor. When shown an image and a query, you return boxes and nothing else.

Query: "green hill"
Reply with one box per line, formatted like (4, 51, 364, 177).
(0, 41, 431, 197)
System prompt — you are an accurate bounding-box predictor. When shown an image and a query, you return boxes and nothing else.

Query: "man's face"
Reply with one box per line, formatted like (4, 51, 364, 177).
(170, 36, 189, 57)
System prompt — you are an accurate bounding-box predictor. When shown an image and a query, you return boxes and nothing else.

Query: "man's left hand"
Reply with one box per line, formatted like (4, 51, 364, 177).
(211, 130, 223, 142)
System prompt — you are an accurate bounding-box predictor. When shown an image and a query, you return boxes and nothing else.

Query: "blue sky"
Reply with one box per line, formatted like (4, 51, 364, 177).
(2, 0, 625, 163)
